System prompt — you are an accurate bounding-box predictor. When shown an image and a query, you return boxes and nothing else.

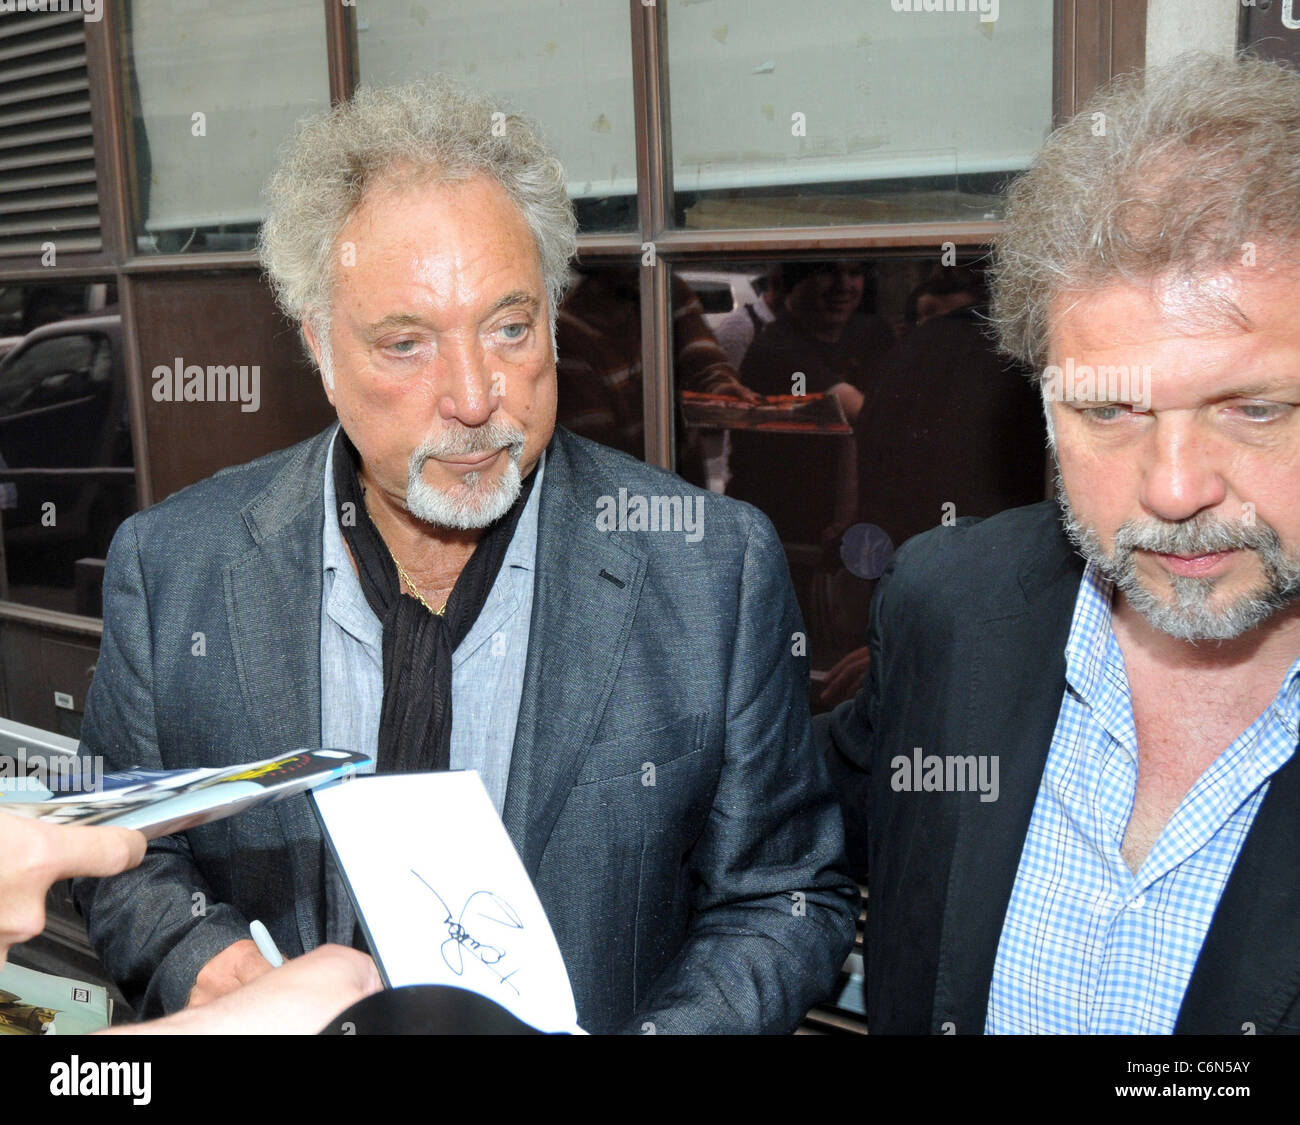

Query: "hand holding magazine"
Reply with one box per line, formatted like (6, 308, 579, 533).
(2, 750, 577, 1034)
(0, 748, 371, 839)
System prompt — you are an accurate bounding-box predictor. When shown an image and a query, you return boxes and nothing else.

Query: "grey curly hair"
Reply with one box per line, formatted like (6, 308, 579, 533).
(990, 52, 1300, 372)
(258, 76, 578, 381)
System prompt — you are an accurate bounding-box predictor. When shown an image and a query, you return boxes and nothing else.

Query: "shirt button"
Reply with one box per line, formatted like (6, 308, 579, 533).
(1129, 895, 1145, 909)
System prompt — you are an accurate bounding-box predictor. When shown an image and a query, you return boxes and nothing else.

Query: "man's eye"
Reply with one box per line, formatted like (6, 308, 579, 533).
(1081, 404, 1128, 422)
(498, 322, 530, 342)
(1233, 402, 1287, 422)
(387, 340, 419, 355)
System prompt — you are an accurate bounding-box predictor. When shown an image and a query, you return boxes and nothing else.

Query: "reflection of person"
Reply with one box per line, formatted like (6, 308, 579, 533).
(901, 266, 983, 334)
(855, 300, 1043, 547)
(713, 265, 785, 369)
(739, 260, 894, 422)
(74, 78, 858, 1033)
(819, 294, 1045, 705)
(819, 55, 1300, 1033)
(555, 267, 755, 459)
(729, 260, 895, 548)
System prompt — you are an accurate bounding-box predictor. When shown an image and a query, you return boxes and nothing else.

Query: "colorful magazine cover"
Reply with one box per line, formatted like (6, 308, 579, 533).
(0, 748, 372, 839)
(679, 389, 851, 434)
(0, 962, 112, 1036)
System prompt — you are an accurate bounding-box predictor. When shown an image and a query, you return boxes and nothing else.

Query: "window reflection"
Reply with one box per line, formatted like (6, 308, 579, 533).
(673, 258, 1046, 680)
(0, 286, 135, 615)
(556, 266, 750, 463)
(728, 259, 894, 552)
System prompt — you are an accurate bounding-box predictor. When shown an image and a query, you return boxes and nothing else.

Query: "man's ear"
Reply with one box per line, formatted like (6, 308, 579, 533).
(303, 318, 335, 405)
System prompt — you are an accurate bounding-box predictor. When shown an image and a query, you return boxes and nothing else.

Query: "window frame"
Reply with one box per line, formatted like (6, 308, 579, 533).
(0, 0, 1147, 628)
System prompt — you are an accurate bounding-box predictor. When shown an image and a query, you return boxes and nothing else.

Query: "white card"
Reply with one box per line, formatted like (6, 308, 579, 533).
(312, 771, 581, 1034)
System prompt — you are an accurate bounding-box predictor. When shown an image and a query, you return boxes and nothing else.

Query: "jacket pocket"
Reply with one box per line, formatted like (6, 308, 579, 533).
(574, 713, 705, 787)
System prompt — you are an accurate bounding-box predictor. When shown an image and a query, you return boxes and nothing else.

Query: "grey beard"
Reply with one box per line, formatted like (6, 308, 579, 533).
(404, 423, 526, 531)
(1055, 473, 1300, 642)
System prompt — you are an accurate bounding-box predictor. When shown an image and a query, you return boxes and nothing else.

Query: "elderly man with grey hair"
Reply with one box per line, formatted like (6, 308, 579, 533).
(73, 77, 858, 1033)
(819, 52, 1300, 1035)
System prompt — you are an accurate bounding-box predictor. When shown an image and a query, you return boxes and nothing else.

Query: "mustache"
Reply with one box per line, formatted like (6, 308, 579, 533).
(1112, 515, 1282, 557)
(412, 423, 526, 463)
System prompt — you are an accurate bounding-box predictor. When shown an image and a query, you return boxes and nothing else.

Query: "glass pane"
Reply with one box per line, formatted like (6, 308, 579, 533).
(356, 0, 638, 233)
(0, 284, 135, 616)
(123, 0, 330, 254)
(666, 2, 1054, 227)
(555, 265, 645, 460)
(1237, 0, 1300, 66)
(672, 257, 1046, 682)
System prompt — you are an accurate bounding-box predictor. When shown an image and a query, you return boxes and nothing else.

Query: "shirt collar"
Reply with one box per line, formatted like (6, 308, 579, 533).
(321, 426, 349, 578)
(1062, 559, 1118, 705)
(1274, 652, 1300, 740)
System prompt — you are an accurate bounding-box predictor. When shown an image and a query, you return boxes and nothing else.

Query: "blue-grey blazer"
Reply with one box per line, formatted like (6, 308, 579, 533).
(72, 425, 859, 1032)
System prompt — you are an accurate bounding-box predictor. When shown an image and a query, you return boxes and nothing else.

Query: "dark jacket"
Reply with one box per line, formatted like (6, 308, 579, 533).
(73, 424, 859, 1032)
(817, 500, 1300, 1034)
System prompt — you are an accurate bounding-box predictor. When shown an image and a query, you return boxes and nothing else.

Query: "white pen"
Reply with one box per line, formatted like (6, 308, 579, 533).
(249, 919, 284, 968)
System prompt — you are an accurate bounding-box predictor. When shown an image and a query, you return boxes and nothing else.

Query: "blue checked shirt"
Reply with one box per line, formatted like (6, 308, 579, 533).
(985, 561, 1300, 1034)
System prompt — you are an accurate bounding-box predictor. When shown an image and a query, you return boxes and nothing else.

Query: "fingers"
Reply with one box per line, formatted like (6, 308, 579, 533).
(0, 814, 147, 964)
(715, 378, 760, 403)
(820, 656, 858, 699)
(188, 939, 274, 1008)
(819, 647, 870, 705)
(819, 673, 849, 706)
(822, 647, 859, 681)
(42, 824, 147, 882)
(293, 945, 384, 997)
(237, 946, 276, 986)
(0, 896, 47, 964)
(124, 946, 384, 1035)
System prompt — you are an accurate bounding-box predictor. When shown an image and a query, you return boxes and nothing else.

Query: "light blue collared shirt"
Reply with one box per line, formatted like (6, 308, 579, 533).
(318, 428, 542, 944)
(986, 561, 1300, 1033)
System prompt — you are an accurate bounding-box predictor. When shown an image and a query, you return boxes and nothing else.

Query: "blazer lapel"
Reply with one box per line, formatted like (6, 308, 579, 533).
(932, 531, 1083, 1033)
(502, 430, 647, 876)
(1175, 739, 1300, 1034)
(225, 428, 332, 952)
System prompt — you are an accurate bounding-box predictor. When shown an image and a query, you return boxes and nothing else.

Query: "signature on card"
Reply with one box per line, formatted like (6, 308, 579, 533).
(410, 868, 525, 995)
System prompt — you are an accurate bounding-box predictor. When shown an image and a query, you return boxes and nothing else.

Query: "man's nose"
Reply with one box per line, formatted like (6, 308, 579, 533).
(435, 340, 497, 426)
(1138, 415, 1228, 523)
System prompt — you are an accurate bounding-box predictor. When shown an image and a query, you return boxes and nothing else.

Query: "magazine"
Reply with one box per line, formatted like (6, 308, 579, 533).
(679, 389, 851, 434)
(0, 962, 112, 1035)
(0, 748, 372, 839)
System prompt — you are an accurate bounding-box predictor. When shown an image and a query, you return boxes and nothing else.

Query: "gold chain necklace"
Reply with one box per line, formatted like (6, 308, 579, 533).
(385, 542, 447, 617)
(360, 483, 447, 616)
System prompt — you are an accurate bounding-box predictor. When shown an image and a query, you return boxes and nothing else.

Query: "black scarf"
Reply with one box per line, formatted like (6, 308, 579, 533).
(332, 429, 536, 774)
